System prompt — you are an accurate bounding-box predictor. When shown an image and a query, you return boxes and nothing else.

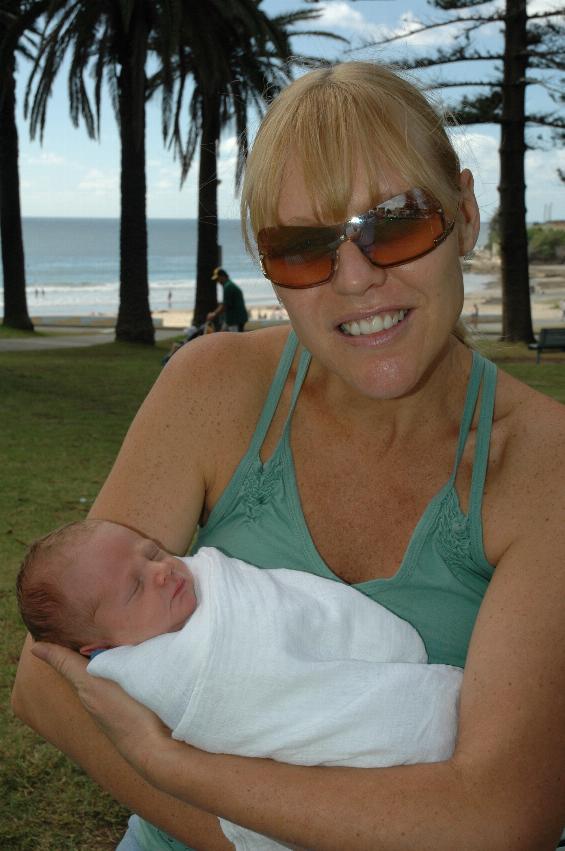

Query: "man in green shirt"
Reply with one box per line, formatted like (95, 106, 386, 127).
(207, 267, 249, 332)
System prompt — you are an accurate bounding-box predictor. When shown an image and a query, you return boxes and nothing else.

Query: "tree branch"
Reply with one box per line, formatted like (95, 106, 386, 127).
(356, 13, 499, 50)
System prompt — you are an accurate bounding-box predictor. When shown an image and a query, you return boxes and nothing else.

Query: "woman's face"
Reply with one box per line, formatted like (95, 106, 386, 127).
(273, 160, 479, 401)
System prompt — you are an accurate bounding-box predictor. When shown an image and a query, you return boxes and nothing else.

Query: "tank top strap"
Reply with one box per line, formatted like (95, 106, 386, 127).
(246, 329, 300, 457)
(468, 357, 497, 543)
(450, 350, 485, 479)
(281, 344, 312, 435)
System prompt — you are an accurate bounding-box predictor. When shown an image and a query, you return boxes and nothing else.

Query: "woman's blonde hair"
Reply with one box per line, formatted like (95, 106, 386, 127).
(241, 61, 472, 344)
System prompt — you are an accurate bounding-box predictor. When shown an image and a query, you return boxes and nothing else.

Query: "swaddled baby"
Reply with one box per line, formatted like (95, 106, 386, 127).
(18, 519, 462, 851)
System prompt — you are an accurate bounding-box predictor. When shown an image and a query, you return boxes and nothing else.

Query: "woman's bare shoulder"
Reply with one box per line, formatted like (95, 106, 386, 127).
(89, 327, 292, 551)
(493, 366, 565, 504)
(495, 364, 565, 443)
(161, 325, 291, 410)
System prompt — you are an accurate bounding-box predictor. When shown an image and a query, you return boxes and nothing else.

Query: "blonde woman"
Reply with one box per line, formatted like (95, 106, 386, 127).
(13, 63, 565, 850)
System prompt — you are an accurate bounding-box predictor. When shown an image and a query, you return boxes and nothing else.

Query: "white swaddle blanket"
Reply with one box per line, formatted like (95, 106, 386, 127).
(88, 546, 462, 850)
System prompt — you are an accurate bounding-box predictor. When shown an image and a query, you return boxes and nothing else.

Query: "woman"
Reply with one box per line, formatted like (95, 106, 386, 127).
(12, 62, 565, 850)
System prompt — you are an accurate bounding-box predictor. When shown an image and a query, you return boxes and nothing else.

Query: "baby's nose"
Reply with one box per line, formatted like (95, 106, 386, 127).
(151, 562, 172, 585)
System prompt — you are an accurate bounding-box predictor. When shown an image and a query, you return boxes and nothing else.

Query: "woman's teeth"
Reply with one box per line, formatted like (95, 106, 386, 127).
(340, 309, 407, 336)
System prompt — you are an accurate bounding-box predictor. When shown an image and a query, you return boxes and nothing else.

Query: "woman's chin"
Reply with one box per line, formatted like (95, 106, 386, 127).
(353, 360, 425, 401)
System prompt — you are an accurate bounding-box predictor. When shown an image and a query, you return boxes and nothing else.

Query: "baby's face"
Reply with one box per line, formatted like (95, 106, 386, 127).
(68, 522, 198, 653)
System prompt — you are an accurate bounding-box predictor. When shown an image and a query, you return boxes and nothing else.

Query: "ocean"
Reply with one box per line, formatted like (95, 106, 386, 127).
(0, 218, 493, 318)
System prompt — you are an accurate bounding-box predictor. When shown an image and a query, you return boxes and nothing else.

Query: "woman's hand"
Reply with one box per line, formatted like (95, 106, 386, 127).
(31, 643, 171, 780)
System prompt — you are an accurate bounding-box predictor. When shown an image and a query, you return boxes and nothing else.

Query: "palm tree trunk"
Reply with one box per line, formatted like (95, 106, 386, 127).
(0, 54, 33, 330)
(499, 0, 533, 342)
(116, 7, 154, 345)
(193, 92, 221, 327)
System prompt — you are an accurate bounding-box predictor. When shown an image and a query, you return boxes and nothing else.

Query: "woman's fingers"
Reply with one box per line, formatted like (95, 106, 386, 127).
(32, 642, 123, 718)
(31, 642, 88, 685)
(32, 641, 171, 775)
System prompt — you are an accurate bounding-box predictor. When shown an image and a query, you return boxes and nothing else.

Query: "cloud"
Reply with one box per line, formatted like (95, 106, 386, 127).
(525, 147, 565, 221)
(313, 1, 372, 35)
(158, 165, 178, 179)
(313, 2, 466, 47)
(527, 0, 564, 14)
(220, 135, 238, 156)
(370, 11, 464, 47)
(24, 151, 67, 167)
(450, 129, 500, 217)
(77, 168, 118, 194)
(527, 145, 565, 175)
(448, 128, 564, 221)
(217, 136, 239, 187)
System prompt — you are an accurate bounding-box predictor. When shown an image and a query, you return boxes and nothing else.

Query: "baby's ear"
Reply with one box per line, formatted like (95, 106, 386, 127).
(79, 642, 112, 657)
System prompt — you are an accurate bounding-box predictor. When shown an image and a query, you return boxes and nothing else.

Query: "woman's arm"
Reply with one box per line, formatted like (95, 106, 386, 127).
(11, 332, 273, 849)
(12, 334, 565, 849)
(27, 496, 565, 851)
(12, 635, 232, 849)
(87, 329, 278, 547)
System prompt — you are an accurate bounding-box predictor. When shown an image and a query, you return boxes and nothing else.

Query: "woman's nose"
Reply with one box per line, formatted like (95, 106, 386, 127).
(331, 240, 387, 296)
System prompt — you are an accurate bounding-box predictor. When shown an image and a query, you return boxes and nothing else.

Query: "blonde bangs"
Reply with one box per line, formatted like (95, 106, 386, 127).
(241, 63, 461, 256)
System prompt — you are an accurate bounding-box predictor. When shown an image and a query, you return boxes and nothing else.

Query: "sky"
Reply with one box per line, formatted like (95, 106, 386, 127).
(16, 0, 564, 223)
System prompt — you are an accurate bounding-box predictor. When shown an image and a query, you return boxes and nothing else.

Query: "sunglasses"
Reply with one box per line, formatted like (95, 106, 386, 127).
(257, 187, 457, 289)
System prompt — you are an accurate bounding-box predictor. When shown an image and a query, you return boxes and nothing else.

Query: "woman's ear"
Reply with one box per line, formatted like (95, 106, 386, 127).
(457, 169, 481, 256)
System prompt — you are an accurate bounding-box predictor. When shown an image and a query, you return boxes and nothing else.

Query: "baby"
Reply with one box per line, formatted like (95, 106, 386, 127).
(17, 519, 199, 656)
(18, 519, 463, 851)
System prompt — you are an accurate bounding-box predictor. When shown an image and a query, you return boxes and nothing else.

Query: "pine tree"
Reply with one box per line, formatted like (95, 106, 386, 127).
(363, 0, 564, 342)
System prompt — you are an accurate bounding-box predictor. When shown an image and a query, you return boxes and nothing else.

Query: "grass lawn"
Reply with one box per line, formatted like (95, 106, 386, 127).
(475, 340, 565, 404)
(1, 341, 165, 851)
(0, 326, 47, 339)
(0, 337, 563, 849)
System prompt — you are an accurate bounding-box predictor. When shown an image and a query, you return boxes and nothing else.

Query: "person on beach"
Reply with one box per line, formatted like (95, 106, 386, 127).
(12, 62, 565, 851)
(206, 267, 249, 331)
(17, 518, 462, 850)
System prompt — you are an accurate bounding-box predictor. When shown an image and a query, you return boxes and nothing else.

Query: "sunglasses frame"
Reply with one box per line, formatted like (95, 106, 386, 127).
(257, 188, 458, 289)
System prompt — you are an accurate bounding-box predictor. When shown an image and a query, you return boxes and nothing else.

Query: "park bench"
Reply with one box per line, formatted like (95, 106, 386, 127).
(528, 327, 565, 363)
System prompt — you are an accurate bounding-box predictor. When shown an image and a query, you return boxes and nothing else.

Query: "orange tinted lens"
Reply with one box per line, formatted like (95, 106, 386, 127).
(258, 226, 337, 287)
(362, 215, 444, 266)
(263, 252, 334, 287)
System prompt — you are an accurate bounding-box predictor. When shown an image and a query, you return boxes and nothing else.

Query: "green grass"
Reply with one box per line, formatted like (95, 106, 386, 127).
(475, 340, 565, 404)
(0, 325, 47, 338)
(0, 338, 563, 849)
(1, 341, 166, 850)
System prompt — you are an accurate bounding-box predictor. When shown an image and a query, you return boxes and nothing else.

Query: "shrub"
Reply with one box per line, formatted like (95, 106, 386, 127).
(527, 226, 565, 262)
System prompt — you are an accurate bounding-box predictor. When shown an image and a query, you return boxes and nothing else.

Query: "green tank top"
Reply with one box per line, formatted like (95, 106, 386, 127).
(139, 330, 497, 851)
(197, 330, 496, 667)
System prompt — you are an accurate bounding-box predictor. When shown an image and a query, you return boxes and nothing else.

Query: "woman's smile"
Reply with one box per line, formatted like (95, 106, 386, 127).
(338, 308, 409, 337)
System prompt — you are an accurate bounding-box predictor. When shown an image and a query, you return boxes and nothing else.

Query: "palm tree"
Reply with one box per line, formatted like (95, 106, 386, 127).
(165, 1, 341, 325)
(0, 1, 46, 330)
(26, 0, 181, 344)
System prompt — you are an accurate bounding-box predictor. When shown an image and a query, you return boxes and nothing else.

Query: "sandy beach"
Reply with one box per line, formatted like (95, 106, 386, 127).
(153, 254, 565, 331)
(459, 254, 565, 329)
(153, 303, 290, 329)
